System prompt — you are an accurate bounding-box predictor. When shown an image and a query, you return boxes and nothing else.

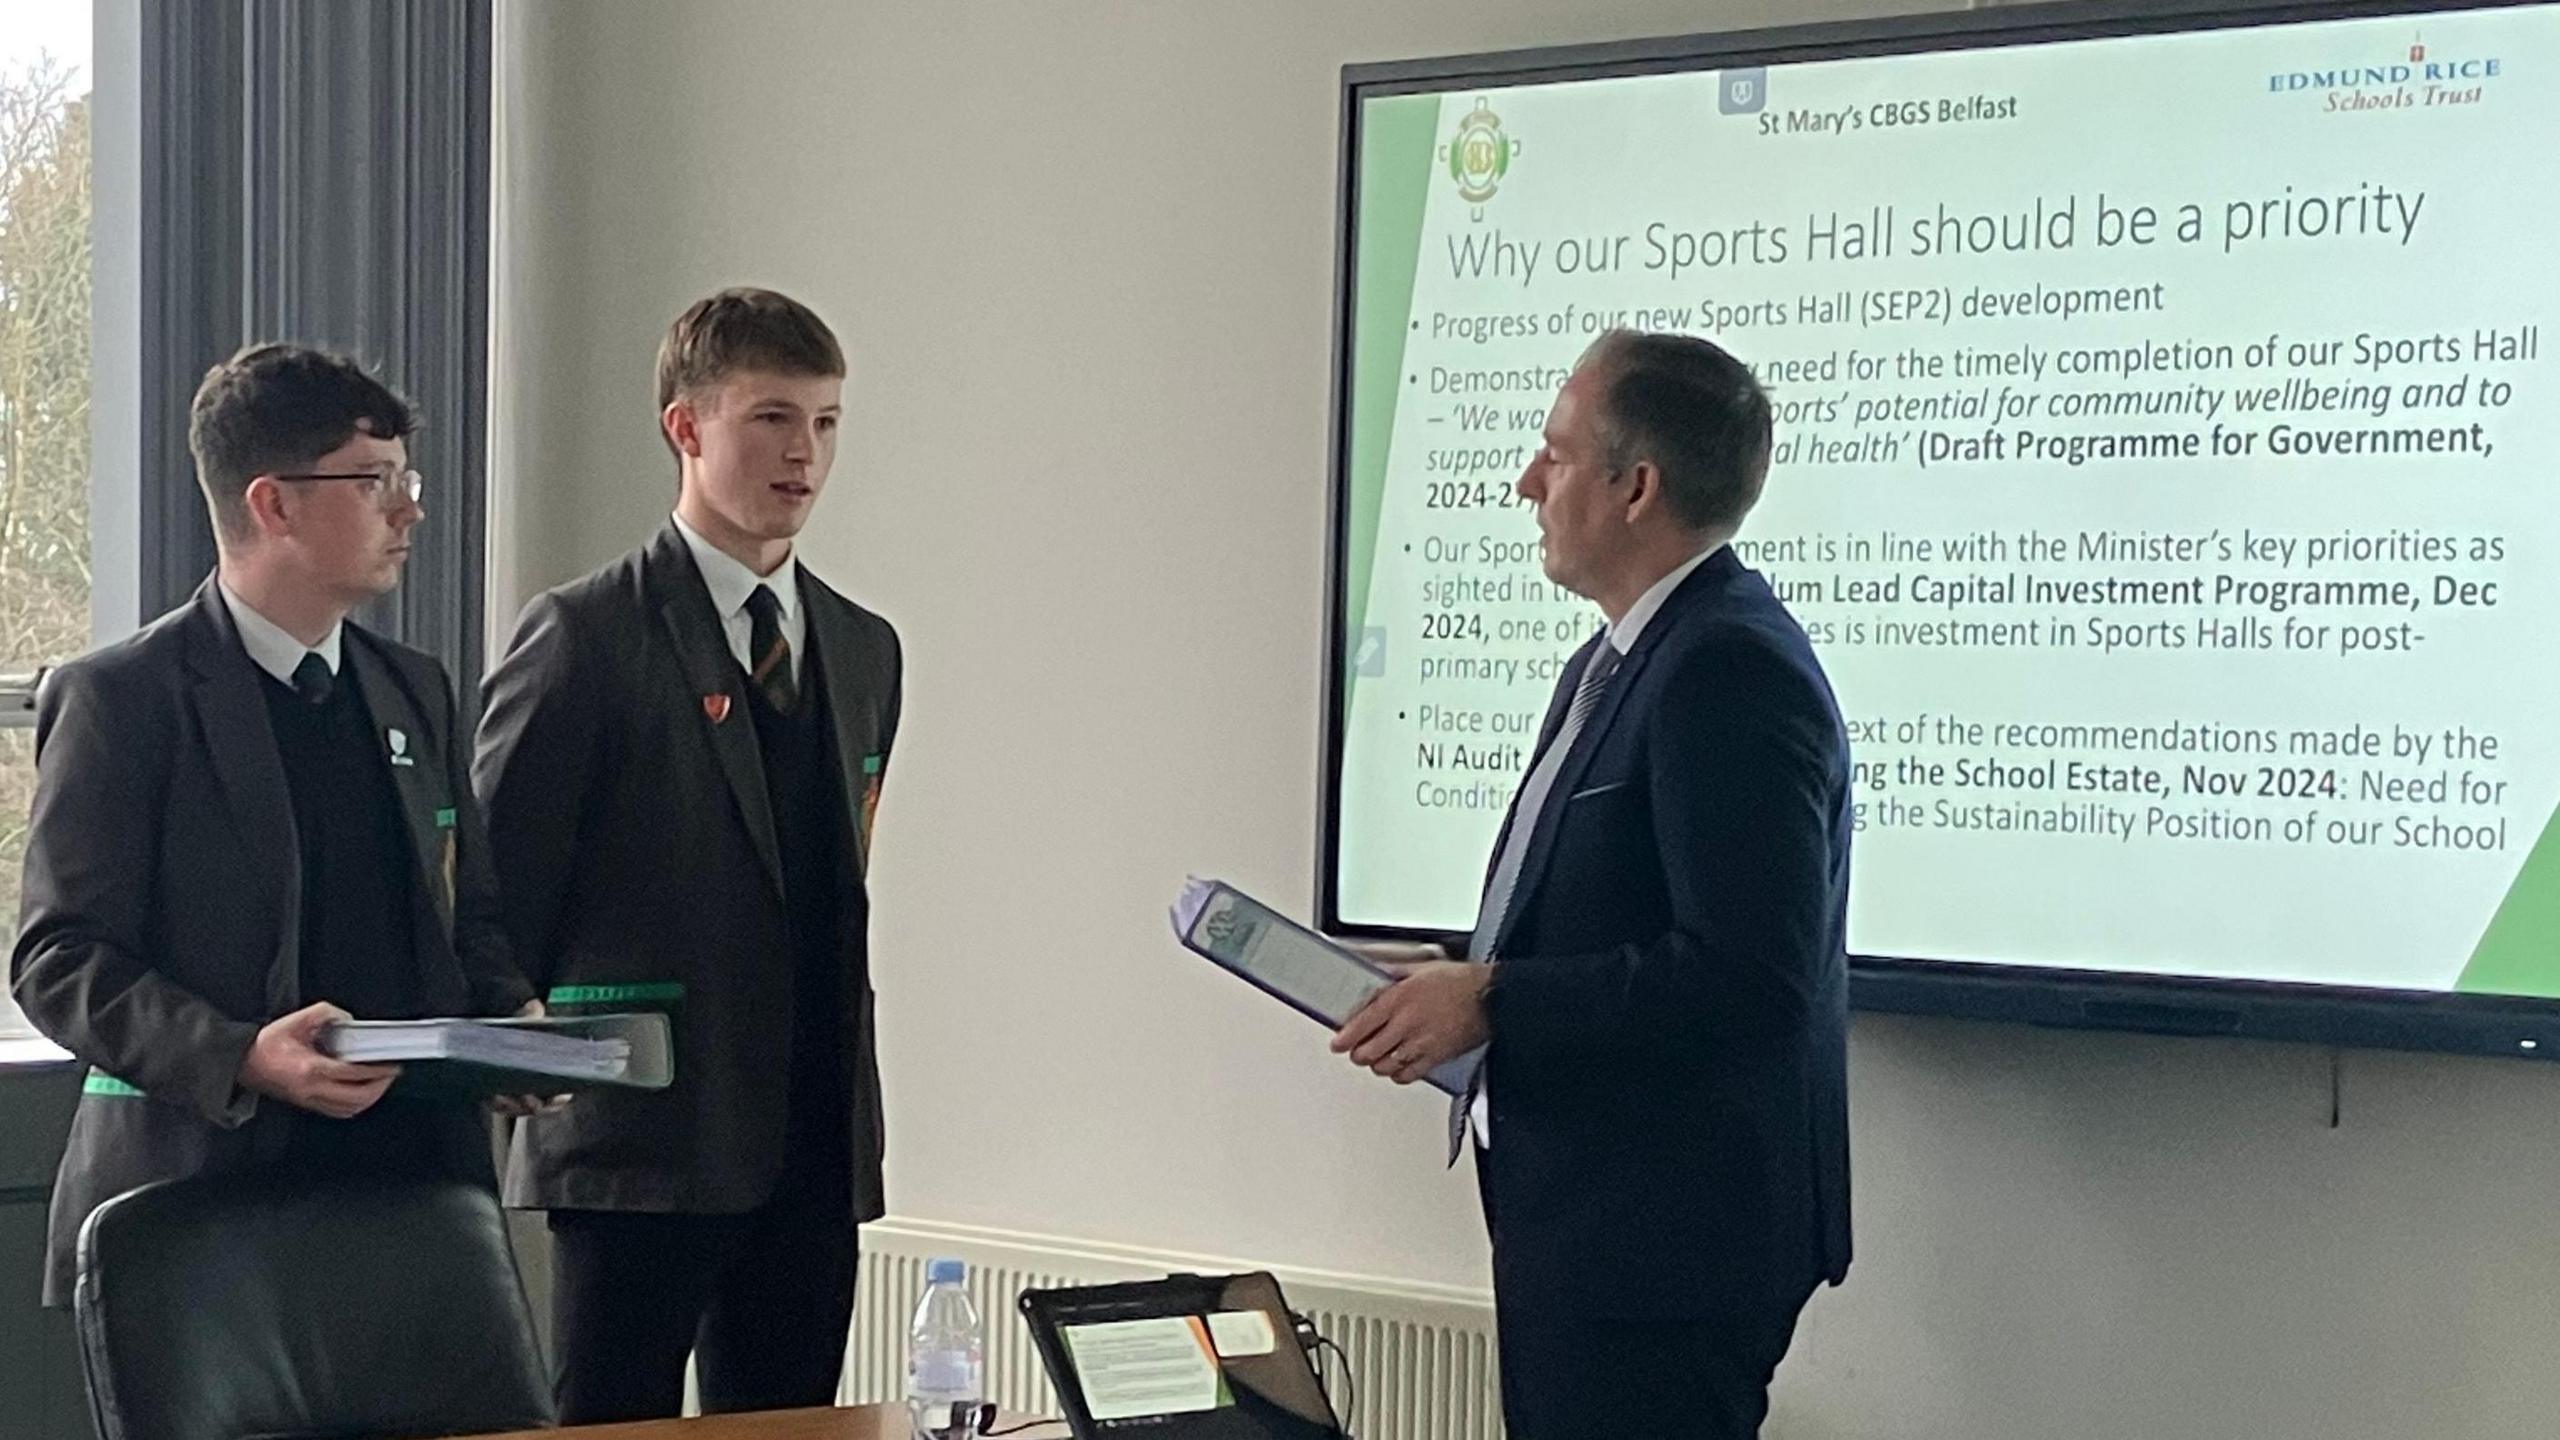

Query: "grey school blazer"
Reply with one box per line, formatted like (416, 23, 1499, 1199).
(10, 579, 531, 1305)
(474, 522, 901, 1221)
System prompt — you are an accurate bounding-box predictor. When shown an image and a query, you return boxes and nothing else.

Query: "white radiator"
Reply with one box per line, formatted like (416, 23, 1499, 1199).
(838, 1220, 1503, 1440)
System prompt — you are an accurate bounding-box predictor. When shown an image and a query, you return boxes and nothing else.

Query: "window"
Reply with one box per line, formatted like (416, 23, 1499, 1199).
(0, 5, 94, 1042)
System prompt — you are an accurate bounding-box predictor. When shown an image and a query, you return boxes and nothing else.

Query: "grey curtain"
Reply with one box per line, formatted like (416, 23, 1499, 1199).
(138, 0, 492, 695)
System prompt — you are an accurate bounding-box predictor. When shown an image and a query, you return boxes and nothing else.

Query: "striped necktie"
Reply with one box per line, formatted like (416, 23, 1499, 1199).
(745, 584, 797, 714)
(1447, 639, 1623, 1163)
(1468, 640, 1622, 962)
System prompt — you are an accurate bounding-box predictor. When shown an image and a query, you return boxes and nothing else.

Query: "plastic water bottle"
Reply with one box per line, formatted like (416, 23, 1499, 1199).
(907, 1257, 986, 1440)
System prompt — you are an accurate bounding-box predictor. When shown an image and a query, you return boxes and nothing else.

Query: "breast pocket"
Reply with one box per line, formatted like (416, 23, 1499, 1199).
(1549, 772, 1653, 899)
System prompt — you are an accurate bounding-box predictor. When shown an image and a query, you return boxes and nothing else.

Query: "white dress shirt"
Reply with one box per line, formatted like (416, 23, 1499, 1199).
(218, 579, 342, 687)
(1608, 543, 1723, 655)
(672, 510, 804, 685)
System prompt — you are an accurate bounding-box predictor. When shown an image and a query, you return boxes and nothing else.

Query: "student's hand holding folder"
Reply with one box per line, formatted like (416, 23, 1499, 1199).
(487, 998, 574, 1117)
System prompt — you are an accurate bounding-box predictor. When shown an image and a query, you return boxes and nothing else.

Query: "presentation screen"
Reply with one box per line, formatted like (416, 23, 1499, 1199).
(1321, 0, 2560, 1058)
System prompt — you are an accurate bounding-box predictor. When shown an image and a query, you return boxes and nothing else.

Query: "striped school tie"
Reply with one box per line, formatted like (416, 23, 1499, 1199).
(745, 584, 797, 714)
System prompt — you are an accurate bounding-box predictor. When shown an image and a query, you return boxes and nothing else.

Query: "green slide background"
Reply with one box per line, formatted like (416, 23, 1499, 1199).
(1340, 94, 1439, 704)
(2459, 798, 2560, 997)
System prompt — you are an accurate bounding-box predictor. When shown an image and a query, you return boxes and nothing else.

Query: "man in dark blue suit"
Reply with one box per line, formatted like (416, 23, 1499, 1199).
(1336, 330, 1852, 1438)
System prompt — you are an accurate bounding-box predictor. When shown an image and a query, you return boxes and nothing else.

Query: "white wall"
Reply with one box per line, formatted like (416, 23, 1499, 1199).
(489, 3, 2560, 1436)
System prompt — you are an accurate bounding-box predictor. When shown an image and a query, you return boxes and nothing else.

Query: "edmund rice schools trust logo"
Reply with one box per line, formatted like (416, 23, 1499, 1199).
(2265, 28, 2504, 103)
(1440, 100, 1519, 213)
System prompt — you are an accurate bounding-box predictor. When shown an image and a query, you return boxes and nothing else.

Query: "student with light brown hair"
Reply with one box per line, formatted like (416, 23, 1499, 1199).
(477, 288, 903, 1421)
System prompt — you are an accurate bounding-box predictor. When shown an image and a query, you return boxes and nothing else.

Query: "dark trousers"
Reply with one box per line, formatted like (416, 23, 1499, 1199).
(547, 1181, 859, 1423)
(1493, 1298, 1809, 1440)
(1476, 1145, 1812, 1439)
(272, 1095, 497, 1182)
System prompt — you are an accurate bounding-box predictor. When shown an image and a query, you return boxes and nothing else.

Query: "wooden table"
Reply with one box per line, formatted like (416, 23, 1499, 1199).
(469, 1404, 1061, 1439)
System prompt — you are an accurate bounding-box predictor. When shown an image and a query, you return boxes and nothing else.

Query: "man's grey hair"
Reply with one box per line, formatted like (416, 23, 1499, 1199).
(1575, 329, 1774, 534)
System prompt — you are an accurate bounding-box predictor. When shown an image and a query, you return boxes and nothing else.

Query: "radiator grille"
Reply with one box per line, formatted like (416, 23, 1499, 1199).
(840, 1228, 1502, 1440)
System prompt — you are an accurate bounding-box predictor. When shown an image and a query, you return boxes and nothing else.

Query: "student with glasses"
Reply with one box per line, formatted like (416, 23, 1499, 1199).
(9, 343, 545, 1311)
(275, 464, 426, 507)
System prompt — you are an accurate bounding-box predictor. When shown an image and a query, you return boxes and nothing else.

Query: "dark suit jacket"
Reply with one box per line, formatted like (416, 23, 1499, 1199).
(475, 522, 901, 1219)
(10, 579, 531, 1305)
(1476, 546, 1852, 1324)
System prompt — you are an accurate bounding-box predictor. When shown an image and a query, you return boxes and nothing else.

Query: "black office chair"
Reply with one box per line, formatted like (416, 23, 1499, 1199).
(73, 1172, 555, 1440)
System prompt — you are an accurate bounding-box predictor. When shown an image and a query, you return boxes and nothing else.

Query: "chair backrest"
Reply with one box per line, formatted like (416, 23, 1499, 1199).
(74, 1172, 554, 1440)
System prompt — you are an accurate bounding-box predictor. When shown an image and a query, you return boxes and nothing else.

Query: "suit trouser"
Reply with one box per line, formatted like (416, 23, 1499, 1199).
(1492, 1295, 1811, 1440)
(1476, 1145, 1813, 1440)
(547, 1168, 859, 1424)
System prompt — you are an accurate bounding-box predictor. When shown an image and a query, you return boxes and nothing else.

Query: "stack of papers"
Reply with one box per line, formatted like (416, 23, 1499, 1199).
(322, 1019, 632, 1081)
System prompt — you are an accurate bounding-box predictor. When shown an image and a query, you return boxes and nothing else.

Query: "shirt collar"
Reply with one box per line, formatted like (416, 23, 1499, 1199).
(217, 578, 342, 687)
(1607, 543, 1723, 655)
(672, 510, 800, 625)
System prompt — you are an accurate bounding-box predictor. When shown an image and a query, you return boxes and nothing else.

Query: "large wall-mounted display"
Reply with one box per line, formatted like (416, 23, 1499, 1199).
(1323, 0, 2560, 1058)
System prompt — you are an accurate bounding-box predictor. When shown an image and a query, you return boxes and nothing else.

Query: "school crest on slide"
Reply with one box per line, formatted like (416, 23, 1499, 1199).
(1442, 100, 1517, 210)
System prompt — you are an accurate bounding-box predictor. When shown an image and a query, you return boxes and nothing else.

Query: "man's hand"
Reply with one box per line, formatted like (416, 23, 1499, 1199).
(489, 997, 572, 1118)
(1332, 961, 1491, 1085)
(238, 1001, 401, 1119)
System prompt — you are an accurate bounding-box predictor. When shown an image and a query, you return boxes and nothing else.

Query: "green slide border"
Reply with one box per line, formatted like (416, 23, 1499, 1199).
(2457, 797, 2560, 998)
(1340, 93, 1441, 703)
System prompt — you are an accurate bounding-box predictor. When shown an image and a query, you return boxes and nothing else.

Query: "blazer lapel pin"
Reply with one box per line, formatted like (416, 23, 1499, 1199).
(702, 692, 733, 724)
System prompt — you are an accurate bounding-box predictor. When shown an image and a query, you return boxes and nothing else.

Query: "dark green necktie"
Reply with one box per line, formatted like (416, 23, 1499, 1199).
(290, 651, 333, 706)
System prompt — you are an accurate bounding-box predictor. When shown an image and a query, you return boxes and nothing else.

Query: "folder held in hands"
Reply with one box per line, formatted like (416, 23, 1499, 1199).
(318, 1012, 673, 1097)
(1171, 878, 1479, 1097)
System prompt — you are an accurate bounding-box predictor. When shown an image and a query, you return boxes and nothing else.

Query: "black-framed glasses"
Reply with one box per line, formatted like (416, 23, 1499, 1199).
(272, 467, 424, 510)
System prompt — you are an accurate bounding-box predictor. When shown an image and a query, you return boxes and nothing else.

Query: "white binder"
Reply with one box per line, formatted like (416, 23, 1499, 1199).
(1171, 878, 1479, 1097)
